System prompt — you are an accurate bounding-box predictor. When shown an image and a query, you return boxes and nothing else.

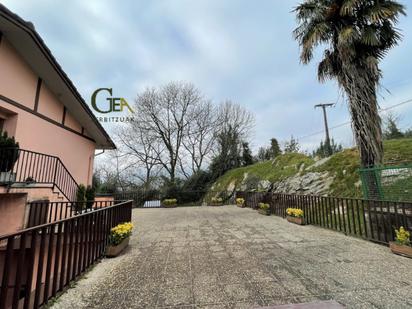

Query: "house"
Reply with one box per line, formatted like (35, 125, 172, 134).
(0, 4, 116, 235)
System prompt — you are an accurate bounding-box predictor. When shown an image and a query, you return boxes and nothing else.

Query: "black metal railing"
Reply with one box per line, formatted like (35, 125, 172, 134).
(0, 148, 79, 201)
(26, 200, 120, 227)
(0, 200, 133, 309)
(236, 191, 412, 245)
(113, 190, 235, 208)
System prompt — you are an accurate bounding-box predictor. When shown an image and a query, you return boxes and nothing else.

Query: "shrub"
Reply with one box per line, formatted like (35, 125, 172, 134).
(85, 185, 95, 209)
(163, 198, 177, 207)
(236, 198, 245, 206)
(0, 130, 19, 173)
(181, 170, 212, 192)
(76, 184, 86, 211)
(395, 226, 410, 246)
(162, 179, 182, 200)
(0, 130, 19, 148)
(211, 197, 223, 204)
(259, 203, 270, 210)
(109, 222, 134, 246)
(286, 208, 304, 218)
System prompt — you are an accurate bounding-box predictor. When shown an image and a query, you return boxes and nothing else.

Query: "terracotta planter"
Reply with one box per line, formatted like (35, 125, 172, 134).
(258, 209, 270, 216)
(106, 237, 129, 257)
(287, 215, 305, 225)
(0, 172, 16, 183)
(163, 204, 177, 208)
(390, 242, 412, 258)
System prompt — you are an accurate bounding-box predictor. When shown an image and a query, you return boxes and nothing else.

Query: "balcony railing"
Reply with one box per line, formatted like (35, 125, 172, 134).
(0, 148, 79, 201)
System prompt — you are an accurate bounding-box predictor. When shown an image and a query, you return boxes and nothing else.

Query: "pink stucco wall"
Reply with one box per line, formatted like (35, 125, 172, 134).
(0, 39, 37, 109)
(65, 109, 83, 132)
(6, 104, 96, 186)
(0, 193, 27, 235)
(37, 82, 64, 123)
(0, 37, 96, 186)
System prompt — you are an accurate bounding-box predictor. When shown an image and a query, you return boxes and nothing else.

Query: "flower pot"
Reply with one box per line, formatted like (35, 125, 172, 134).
(106, 237, 130, 257)
(163, 204, 177, 208)
(389, 242, 412, 258)
(287, 215, 305, 225)
(0, 172, 16, 183)
(258, 209, 270, 216)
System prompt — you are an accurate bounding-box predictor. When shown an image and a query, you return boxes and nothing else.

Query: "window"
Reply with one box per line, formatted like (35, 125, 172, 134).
(0, 118, 4, 132)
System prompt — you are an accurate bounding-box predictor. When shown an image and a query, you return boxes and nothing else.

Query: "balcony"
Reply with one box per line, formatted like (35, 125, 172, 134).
(0, 148, 79, 201)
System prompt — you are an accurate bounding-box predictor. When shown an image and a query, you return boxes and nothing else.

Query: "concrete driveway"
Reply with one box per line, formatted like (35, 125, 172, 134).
(52, 206, 412, 309)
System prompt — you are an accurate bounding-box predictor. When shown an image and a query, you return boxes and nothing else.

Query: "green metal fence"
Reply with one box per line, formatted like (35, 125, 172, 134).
(359, 165, 412, 202)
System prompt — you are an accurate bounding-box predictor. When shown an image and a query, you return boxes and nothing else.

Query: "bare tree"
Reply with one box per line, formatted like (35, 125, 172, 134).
(95, 150, 133, 192)
(115, 123, 162, 188)
(180, 100, 219, 175)
(134, 82, 203, 182)
(114, 84, 255, 184)
(218, 100, 254, 139)
(209, 101, 255, 178)
(383, 112, 404, 140)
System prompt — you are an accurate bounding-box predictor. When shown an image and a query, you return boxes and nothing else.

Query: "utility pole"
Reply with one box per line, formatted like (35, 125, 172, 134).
(314, 103, 334, 156)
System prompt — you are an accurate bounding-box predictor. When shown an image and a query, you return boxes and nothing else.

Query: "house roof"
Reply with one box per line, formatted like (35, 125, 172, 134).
(0, 4, 116, 149)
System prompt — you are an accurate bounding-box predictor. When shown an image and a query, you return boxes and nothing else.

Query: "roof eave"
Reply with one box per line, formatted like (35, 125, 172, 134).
(0, 4, 116, 149)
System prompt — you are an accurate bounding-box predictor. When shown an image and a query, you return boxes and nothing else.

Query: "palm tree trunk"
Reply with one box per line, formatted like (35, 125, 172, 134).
(348, 93, 383, 167)
(341, 66, 383, 167)
(341, 67, 384, 200)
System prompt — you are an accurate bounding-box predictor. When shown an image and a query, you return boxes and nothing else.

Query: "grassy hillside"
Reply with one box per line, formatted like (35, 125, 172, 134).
(211, 138, 412, 198)
(212, 153, 314, 191)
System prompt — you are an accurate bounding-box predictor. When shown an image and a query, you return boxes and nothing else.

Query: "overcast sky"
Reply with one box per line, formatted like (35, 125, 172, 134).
(4, 0, 412, 153)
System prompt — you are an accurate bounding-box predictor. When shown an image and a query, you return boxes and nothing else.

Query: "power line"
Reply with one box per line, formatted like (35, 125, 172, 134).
(298, 98, 412, 140)
(380, 98, 412, 112)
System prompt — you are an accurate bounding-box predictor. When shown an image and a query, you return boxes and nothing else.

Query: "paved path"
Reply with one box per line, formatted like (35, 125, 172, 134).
(53, 206, 412, 309)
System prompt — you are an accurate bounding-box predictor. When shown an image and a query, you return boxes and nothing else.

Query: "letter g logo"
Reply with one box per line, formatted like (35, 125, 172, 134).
(91, 88, 113, 114)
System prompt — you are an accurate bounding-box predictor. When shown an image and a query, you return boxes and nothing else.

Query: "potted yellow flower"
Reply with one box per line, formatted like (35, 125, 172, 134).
(236, 198, 245, 208)
(258, 203, 270, 216)
(390, 227, 411, 258)
(163, 198, 177, 208)
(106, 222, 134, 257)
(210, 197, 223, 206)
(286, 208, 305, 225)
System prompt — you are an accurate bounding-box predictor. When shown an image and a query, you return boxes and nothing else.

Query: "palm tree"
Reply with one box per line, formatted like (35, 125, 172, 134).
(294, 0, 405, 168)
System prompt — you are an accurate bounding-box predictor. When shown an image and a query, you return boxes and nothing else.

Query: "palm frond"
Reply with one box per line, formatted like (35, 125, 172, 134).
(318, 55, 333, 82)
(365, 56, 380, 78)
(294, 0, 320, 21)
(338, 26, 359, 45)
(366, 1, 406, 23)
(340, 0, 361, 16)
(296, 21, 331, 63)
(361, 26, 380, 46)
(302, 22, 330, 47)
